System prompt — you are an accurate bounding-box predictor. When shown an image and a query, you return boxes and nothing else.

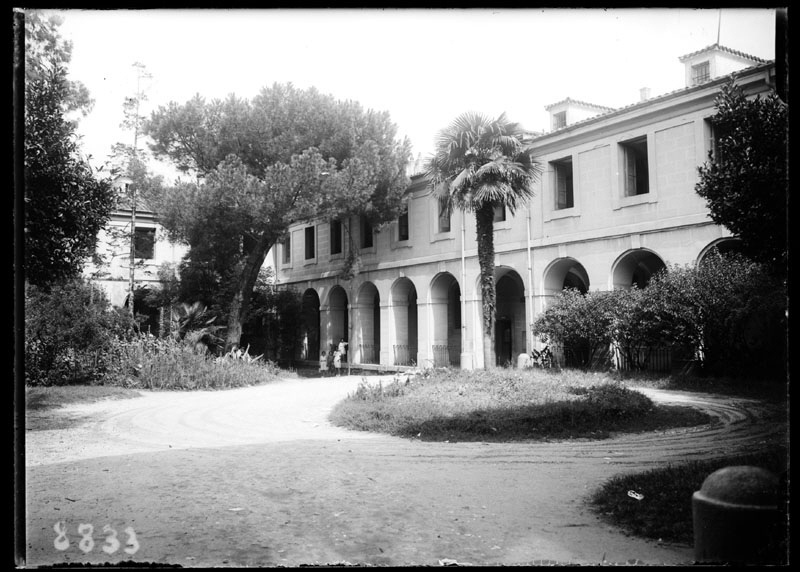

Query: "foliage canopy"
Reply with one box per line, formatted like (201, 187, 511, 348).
(695, 80, 788, 277)
(23, 11, 115, 287)
(145, 84, 412, 350)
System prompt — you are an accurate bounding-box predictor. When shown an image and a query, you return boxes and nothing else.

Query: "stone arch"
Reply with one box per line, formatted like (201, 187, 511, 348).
(300, 289, 320, 361)
(697, 238, 745, 266)
(543, 257, 590, 297)
(325, 285, 349, 358)
(430, 272, 461, 367)
(354, 281, 380, 364)
(390, 277, 418, 365)
(611, 249, 666, 289)
(495, 267, 526, 367)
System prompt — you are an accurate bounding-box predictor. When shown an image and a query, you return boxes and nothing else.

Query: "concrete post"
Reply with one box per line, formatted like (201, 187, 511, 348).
(692, 465, 782, 564)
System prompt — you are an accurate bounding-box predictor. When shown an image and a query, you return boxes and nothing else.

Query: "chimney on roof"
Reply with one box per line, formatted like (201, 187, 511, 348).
(639, 87, 651, 101)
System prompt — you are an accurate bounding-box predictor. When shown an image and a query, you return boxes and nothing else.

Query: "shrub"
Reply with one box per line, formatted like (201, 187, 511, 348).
(532, 289, 615, 370)
(104, 334, 284, 390)
(25, 279, 136, 386)
(647, 252, 786, 379)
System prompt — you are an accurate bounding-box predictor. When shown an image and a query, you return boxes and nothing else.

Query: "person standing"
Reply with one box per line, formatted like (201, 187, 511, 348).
(333, 349, 342, 376)
(319, 350, 328, 376)
(338, 338, 348, 362)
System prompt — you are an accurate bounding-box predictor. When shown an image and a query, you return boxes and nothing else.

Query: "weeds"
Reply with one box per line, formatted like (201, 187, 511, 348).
(103, 335, 286, 390)
(330, 368, 712, 441)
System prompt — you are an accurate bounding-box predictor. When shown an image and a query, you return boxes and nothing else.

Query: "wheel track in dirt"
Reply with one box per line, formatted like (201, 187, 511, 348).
(24, 378, 787, 567)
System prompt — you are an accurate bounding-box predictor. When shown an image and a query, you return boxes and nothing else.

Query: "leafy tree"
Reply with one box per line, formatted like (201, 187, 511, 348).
(146, 84, 411, 350)
(23, 11, 115, 287)
(532, 289, 615, 370)
(24, 9, 93, 117)
(695, 80, 788, 278)
(425, 112, 541, 368)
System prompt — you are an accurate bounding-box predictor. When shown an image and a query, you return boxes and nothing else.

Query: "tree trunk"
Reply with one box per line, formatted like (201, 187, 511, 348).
(475, 203, 496, 369)
(225, 236, 272, 352)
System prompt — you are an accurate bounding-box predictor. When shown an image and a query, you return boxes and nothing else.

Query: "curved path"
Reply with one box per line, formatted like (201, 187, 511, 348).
(24, 376, 786, 567)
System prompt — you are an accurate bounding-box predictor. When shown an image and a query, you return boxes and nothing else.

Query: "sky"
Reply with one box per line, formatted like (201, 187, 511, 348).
(45, 8, 778, 180)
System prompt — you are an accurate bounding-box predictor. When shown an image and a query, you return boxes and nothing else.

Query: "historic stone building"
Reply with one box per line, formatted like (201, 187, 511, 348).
(83, 176, 188, 311)
(273, 45, 775, 370)
(275, 45, 777, 370)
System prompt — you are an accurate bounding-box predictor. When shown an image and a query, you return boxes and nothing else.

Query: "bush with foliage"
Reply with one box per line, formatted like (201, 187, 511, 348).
(608, 286, 672, 371)
(647, 251, 785, 379)
(25, 279, 135, 386)
(532, 253, 785, 379)
(532, 288, 615, 369)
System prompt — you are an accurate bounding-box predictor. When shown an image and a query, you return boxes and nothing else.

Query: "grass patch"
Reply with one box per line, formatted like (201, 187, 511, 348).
(26, 385, 142, 412)
(588, 446, 789, 557)
(25, 385, 143, 431)
(329, 368, 713, 442)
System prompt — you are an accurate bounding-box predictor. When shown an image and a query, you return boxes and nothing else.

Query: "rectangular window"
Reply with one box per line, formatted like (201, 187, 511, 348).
(282, 235, 291, 263)
(304, 226, 315, 260)
(493, 205, 506, 222)
(330, 220, 342, 255)
(553, 111, 567, 130)
(621, 137, 649, 196)
(360, 216, 373, 249)
(705, 117, 726, 162)
(438, 202, 451, 233)
(553, 158, 574, 209)
(691, 61, 711, 85)
(398, 210, 409, 241)
(134, 227, 155, 259)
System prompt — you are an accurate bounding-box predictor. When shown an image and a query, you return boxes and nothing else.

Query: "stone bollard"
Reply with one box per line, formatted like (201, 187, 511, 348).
(692, 465, 782, 564)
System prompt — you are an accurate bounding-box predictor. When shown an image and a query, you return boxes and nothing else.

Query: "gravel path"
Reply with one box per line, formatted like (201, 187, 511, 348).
(23, 376, 786, 567)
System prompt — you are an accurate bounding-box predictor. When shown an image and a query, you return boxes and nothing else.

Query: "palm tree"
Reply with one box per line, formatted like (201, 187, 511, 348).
(425, 112, 541, 368)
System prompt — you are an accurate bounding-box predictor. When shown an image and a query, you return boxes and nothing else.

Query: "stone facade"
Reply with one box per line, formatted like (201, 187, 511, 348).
(275, 46, 775, 370)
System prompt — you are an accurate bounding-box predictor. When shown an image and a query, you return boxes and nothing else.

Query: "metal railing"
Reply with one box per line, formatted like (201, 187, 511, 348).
(432, 344, 449, 367)
(615, 346, 672, 373)
(393, 344, 418, 366)
(432, 345, 460, 367)
(359, 343, 378, 365)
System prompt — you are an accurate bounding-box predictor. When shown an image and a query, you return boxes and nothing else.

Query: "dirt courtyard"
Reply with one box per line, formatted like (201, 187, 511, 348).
(22, 375, 785, 567)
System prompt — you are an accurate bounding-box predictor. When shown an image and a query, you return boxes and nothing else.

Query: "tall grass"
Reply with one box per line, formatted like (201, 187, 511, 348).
(330, 368, 711, 441)
(107, 335, 289, 390)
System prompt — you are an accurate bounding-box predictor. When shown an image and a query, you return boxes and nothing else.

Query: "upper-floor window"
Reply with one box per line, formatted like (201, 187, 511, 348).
(360, 215, 374, 248)
(282, 235, 291, 264)
(620, 137, 649, 196)
(552, 111, 567, 130)
(691, 61, 711, 85)
(330, 220, 342, 255)
(304, 226, 315, 260)
(493, 205, 507, 222)
(705, 117, 727, 162)
(134, 227, 156, 259)
(438, 202, 451, 233)
(553, 158, 574, 210)
(398, 210, 409, 241)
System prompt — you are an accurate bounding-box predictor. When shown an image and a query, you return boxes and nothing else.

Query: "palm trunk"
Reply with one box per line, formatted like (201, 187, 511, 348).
(225, 236, 272, 352)
(475, 203, 496, 369)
